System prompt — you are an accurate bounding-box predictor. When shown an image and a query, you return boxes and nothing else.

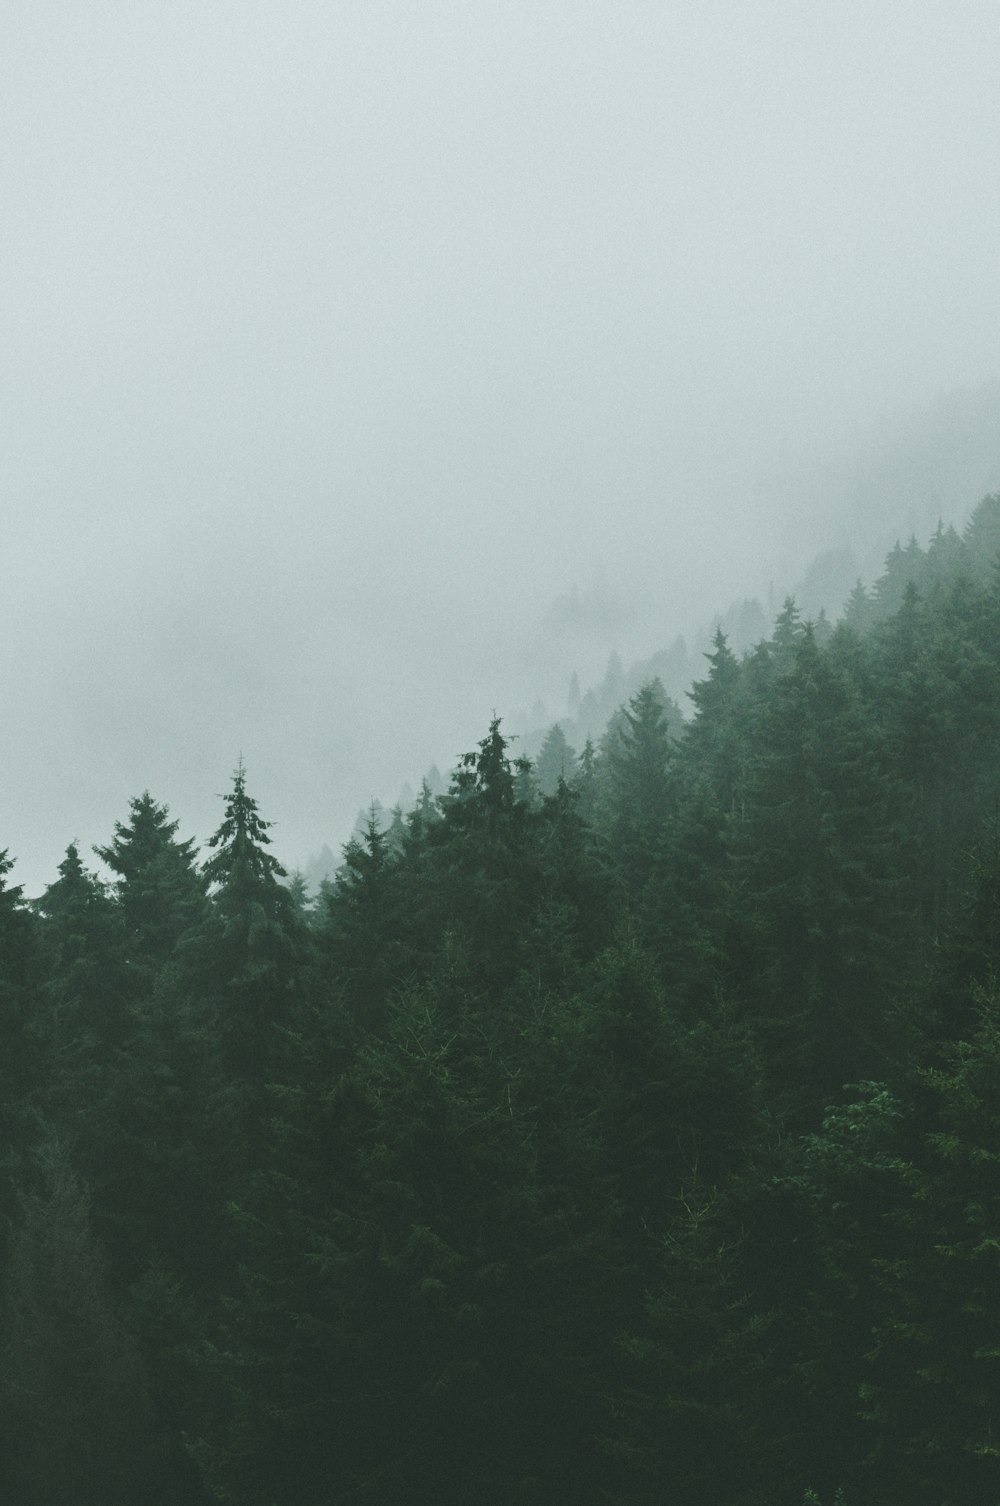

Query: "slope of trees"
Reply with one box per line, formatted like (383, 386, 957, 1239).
(2, 497, 1000, 1504)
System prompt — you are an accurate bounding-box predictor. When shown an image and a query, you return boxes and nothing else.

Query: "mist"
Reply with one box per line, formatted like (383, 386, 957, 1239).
(4, 1, 1000, 891)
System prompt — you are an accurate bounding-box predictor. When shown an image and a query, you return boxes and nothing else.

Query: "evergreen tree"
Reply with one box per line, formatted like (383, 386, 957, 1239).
(571, 736, 599, 825)
(200, 762, 298, 999)
(180, 762, 304, 1105)
(535, 724, 577, 797)
(963, 491, 1000, 580)
(36, 843, 130, 1054)
(922, 520, 966, 590)
(317, 805, 402, 1027)
(600, 680, 676, 906)
(769, 595, 805, 670)
(95, 791, 206, 977)
(731, 628, 909, 1098)
(843, 579, 874, 634)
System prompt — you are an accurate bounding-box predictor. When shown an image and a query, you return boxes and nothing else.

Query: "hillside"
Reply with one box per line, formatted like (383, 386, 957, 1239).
(2, 491, 1000, 1504)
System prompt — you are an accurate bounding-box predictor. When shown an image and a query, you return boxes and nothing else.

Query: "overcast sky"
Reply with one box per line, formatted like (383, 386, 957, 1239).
(4, 1, 1000, 891)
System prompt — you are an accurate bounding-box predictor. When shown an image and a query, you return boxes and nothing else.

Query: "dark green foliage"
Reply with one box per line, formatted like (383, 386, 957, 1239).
(316, 804, 403, 1026)
(9, 489, 1000, 1504)
(0, 850, 43, 1083)
(0, 1144, 155, 1505)
(858, 1002, 1000, 1504)
(598, 679, 678, 911)
(185, 761, 303, 1074)
(95, 791, 207, 975)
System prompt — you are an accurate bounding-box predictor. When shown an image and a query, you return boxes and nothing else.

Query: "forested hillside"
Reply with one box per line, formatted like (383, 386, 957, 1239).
(3, 495, 1000, 1505)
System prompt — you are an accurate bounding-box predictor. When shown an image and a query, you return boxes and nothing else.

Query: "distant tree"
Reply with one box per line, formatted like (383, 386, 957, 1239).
(922, 520, 966, 590)
(600, 680, 676, 903)
(535, 724, 577, 797)
(962, 491, 1000, 578)
(842, 580, 873, 634)
(769, 596, 805, 669)
(572, 736, 600, 825)
(872, 538, 925, 620)
(812, 607, 833, 648)
(682, 629, 742, 796)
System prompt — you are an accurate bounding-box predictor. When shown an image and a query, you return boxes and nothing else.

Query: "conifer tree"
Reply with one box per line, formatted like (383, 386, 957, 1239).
(96, 792, 206, 976)
(769, 595, 805, 669)
(535, 724, 577, 797)
(962, 491, 1000, 579)
(318, 805, 402, 1027)
(600, 680, 676, 906)
(843, 579, 873, 633)
(186, 762, 302, 1081)
(36, 844, 130, 1051)
(732, 628, 909, 1097)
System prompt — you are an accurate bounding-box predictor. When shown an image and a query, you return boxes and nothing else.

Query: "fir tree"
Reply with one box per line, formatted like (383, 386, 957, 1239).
(535, 723, 577, 797)
(95, 792, 206, 975)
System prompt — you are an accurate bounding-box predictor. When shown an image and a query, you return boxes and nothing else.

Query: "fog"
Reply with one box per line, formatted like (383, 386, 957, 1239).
(4, 1, 1000, 892)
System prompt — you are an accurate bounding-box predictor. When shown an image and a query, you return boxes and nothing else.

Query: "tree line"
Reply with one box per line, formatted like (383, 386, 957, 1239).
(2, 494, 1000, 1504)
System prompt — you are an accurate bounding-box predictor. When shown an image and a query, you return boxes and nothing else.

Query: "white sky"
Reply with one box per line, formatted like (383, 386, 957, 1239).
(3, 1, 1000, 890)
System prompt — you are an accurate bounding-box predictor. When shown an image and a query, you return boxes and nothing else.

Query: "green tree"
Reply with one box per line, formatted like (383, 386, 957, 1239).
(963, 491, 1000, 580)
(732, 628, 909, 1099)
(600, 680, 677, 905)
(317, 805, 403, 1028)
(95, 791, 206, 977)
(535, 724, 577, 797)
(188, 761, 302, 1067)
(35, 843, 131, 1062)
(860, 996, 1000, 1504)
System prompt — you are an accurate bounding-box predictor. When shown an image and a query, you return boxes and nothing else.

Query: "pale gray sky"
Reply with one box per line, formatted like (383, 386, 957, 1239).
(3, 1, 1000, 890)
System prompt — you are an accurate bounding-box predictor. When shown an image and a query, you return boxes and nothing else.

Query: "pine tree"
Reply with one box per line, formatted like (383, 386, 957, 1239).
(842, 580, 873, 634)
(185, 762, 302, 1081)
(318, 805, 402, 1027)
(600, 680, 676, 905)
(95, 791, 206, 977)
(963, 492, 1000, 580)
(731, 628, 909, 1099)
(770, 596, 805, 669)
(535, 724, 577, 797)
(36, 844, 130, 1052)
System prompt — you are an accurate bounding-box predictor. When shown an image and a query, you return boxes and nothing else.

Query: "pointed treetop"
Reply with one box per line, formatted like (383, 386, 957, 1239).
(536, 723, 578, 797)
(95, 791, 198, 880)
(203, 762, 286, 894)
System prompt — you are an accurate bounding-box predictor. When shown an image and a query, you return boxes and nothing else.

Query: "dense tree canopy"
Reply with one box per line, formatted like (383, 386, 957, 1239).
(2, 500, 1000, 1504)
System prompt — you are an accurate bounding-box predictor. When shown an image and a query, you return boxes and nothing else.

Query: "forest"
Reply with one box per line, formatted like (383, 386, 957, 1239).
(3, 494, 1000, 1505)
